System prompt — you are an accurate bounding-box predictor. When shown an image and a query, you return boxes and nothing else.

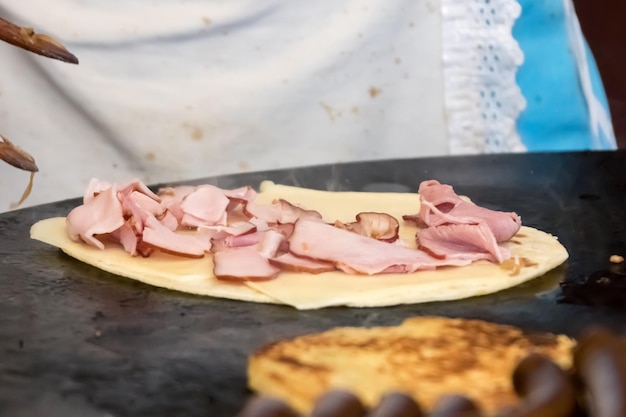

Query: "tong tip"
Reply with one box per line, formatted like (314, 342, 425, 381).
(0, 17, 79, 65)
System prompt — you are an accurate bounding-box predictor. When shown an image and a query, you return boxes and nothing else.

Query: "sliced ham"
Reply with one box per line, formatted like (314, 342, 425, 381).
(120, 192, 147, 234)
(223, 185, 257, 203)
(412, 180, 521, 242)
(275, 199, 323, 224)
(257, 230, 287, 259)
(269, 252, 336, 274)
(66, 186, 124, 249)
(111, 222, 139, 256)
(213, 248, 280, 281)
(244, 199, 322, 224)
(432, 200, 521, 243)
(226, 206, 254, 224)
(180, 185, 230, 227)
(109, 222, 154, 258)
(70, 178, 263, 259)
(335, 212, 399, 242)
(158, 185, 196, 202)
(69, 177, 522, 275)
(83, 178, 112, 204)
(401, 180, 522, 264)
(142, 215, 211, 258)
(129, 190, 163, 217)
(247, 216, 271, 232)
(289, 219, 472, 275)
(211, 229, 285, 253)
(198, 222, 257, 241)
(223, 231, 263, 249)
(416, 222, 511, 263)
(157, 210, 180, 231)
(117, 178, 161, 203)
(157, 185, 196, 223)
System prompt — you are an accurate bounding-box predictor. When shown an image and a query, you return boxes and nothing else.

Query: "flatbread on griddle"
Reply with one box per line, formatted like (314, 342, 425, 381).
(247, 316, 576, 414)
(30, 182, 568, 310)
(30, 216, 278, 303)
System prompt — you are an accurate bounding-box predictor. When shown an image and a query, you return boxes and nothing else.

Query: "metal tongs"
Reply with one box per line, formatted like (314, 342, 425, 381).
(0, 16, 79, 206)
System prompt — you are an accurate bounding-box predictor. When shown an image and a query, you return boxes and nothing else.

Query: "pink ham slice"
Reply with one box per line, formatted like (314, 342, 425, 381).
(289, 219, 472, 275)
(180, 185, 230, 227)
(113, 223, 139, 255)
(83, 178, 160, 205)
(431, 200, 521, 243)
(118, 179, 161, 203)
(66, 186, 124, 249)
(129, 190, 163, 217)
(70, 178, 521, 272)
(257, 230, 287, 259)
(157, 210, 180, 231)
(158, 185, 196, 202)
(335, 212, 400, 242)
(411, 180, 521, 242)
(118, 187, 166, 235)
(269, 252, 336, 274)
(83, 178, 112, 204)
(223, 185, 257, 204)
(416, 222, 510, 263)
(223, 232, 262, 249)
(211, 229, 285, 254)
(244, 199, 323, 224)
(212, 230, 301, 281)
(403, 180, 521, 263)
(110, 222, 153, 257)
(198, 222, 257, 241)
(70, 178, 267, 258)
(120, 192, 147, 234)
(142, 215, 211, 258)
(213, 248, 280, 281)
(157, 185, 195, 223)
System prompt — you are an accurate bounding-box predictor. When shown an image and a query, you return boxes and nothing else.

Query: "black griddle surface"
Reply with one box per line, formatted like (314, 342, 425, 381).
(1, 151, 625, 417)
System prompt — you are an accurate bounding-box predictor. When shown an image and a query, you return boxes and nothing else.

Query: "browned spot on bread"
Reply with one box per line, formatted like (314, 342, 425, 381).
(500, 256, 537, 276)
(276, 356, 330, 372)
(521, 257, 538, 267)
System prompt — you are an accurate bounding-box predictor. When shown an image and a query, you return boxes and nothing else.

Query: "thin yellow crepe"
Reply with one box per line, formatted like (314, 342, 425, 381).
(30, 181, 568, 310)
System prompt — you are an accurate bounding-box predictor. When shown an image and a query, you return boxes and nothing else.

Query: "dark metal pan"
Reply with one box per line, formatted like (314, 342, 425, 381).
(1, 151, 625, 417)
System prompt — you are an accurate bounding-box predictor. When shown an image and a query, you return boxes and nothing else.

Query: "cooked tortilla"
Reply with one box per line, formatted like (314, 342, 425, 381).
(248, 316, 576, 414)
(30, 181, 568, 310)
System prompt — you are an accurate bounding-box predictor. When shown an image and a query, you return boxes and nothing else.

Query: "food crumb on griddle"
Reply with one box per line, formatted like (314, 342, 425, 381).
(94, 330, 102, 338)
(609, 255, 624, 264)
(91, 310, 106, 321)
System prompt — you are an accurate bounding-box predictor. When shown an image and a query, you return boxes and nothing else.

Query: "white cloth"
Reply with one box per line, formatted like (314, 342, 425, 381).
(0, 0, 452, 211)
(1, 0, 581, 211)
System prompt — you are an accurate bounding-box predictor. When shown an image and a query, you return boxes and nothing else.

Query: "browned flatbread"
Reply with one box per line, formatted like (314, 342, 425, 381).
(248, 316, 575, 414)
